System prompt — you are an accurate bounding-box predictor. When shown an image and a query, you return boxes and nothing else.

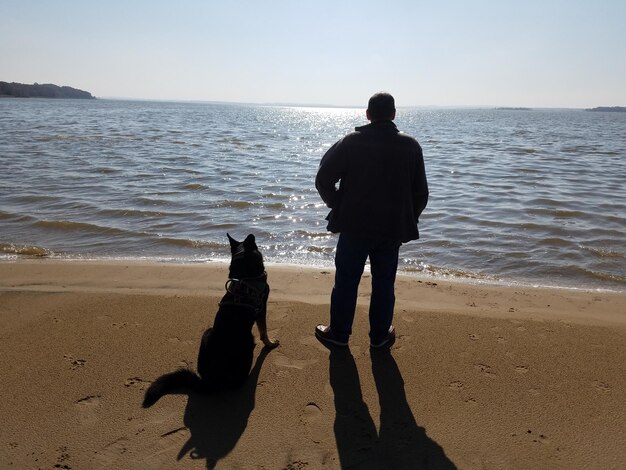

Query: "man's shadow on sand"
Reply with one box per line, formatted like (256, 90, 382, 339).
(175, 347, 272, 470)
(330, 347, 457, 469)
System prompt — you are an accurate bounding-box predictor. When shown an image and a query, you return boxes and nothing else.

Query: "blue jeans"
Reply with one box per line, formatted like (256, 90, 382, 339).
(330, 233, 400, 344)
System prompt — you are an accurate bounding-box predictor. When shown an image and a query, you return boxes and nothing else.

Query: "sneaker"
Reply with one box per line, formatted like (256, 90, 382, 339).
(370, 326, 396, 348)
(314, 324, 349, 347)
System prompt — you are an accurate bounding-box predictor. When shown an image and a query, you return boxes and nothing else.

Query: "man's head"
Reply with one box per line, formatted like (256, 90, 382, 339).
(366, 92, 396, 122)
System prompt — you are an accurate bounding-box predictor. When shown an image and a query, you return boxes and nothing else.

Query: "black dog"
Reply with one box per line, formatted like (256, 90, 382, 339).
(143, 233, 279, 408)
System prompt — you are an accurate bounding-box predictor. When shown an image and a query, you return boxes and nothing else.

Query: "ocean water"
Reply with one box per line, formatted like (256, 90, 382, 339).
(1, 98, 625, 291)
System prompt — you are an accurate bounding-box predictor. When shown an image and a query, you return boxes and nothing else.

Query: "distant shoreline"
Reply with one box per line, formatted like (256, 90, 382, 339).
(584, 106, 626, 113)
(0, 81, 95, 99)
(495, 107, 532, 111)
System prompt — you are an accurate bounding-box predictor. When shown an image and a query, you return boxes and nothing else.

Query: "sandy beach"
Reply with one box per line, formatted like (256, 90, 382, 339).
(0, 260, 625, 469)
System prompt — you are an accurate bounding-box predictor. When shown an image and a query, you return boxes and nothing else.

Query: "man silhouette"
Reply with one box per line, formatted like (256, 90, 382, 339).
(315, 92, 429, 348)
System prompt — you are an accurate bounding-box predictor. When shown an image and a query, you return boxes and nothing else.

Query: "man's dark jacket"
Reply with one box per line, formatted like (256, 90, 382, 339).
(315, 120, 428, 243)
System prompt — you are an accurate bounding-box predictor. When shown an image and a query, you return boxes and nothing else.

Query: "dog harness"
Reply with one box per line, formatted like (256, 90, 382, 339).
(219, 272, 269, 315)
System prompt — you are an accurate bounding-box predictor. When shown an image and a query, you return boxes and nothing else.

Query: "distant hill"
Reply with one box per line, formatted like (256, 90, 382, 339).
(0, 81, 95, 99)
(584, 106, 626, 113)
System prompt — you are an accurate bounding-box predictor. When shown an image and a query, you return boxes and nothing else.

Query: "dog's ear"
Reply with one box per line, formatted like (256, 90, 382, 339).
(243, 234, 257, 251)
(227, 233, 240, 252)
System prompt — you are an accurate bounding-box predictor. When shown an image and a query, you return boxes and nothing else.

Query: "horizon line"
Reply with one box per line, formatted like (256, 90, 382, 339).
(97, 96, 598, 111)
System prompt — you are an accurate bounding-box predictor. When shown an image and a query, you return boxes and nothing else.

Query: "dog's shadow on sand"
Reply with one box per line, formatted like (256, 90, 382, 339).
(330, 347, 457, 469)
(176, 347, 272, 469)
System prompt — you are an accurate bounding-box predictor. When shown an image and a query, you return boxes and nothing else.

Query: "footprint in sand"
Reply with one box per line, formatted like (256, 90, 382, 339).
(93, 437, 129, 468)
(592, 381, 611, 393)
(299, 336, 334, 353)
(54, 446, 71, 470)
(510, 320, 527, 332)
(144, 427, 190, 468)
(448, 380, 465, 391)
(474, 363, 497, 378)
(285, 459, 311, 469)
(269, 310, 288, 321)
(64, 354, 87, 370)
(511, 430, 551, 445)
(75, 395, 102, 425)
(273, 353, 317, 370)
(300, 403, 326, 444)
(299, 336, 319, 346)
(167, 337, 194, 345)
(125, 377, 150, 390)
(396, 334, 410, 346)
(526, 430, 551, 445)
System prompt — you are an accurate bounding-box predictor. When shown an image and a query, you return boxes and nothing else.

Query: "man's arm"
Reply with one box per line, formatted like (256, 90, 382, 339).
(412, 144, 429, 221)
(315, 140, 346, 209)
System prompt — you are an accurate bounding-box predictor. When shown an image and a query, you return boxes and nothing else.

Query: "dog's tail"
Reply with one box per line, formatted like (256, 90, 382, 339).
(142, 368, 203, 408)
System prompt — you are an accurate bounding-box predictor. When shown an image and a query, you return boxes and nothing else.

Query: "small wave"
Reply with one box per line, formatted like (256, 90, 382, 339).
(32, 134, 75, 142)
(211, 200, 288, 210)
(292, 230, 332, 239)
(155, 237, 224, 249)
(561, 265, 626, 287)
(0, 210, 36, 223)
(214, 200, 254, 209)
(14, 194, 62, 204)
(0, 243, 51, 257)
(95, 167, 119, 174)
(526, 208, 587, 219)
(527, 197, 560, 207)
(136, 197, 172, 206)
(561, 145, 594, 154)
(184, 183, 207, 190)
(217, 136, 247, 147)
(542, 237, 572, 247)
(265, 202, 287, 209)
(306, 246, 334, 253)
(506, 147, 537, 155)
(98, 208, 171, 218)
(587, 270, 626, 285)
(33, 219, 130, 236)
(401, 263, 495, 281)
(582, 245, 626, 260)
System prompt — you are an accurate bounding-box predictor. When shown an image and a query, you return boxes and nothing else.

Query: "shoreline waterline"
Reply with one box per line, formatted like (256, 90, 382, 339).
(1, 256, 623, 294)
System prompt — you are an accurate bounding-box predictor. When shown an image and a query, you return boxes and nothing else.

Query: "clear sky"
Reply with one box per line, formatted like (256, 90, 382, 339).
(1, 0, 625, 108)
